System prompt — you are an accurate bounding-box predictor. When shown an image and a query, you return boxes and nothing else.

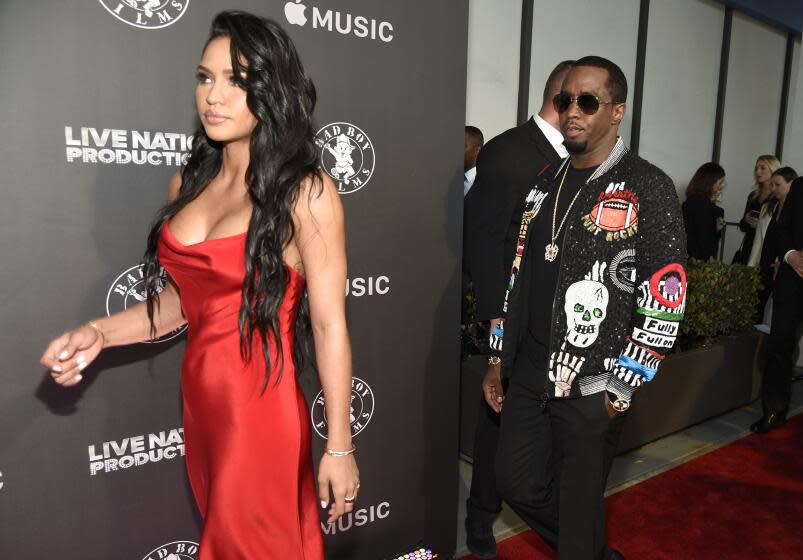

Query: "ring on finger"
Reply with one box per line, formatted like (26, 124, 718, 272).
(344, 495, 356, 503)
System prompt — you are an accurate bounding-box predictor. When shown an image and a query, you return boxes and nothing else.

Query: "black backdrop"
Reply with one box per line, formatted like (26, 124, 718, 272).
(0, 1, 467, 558)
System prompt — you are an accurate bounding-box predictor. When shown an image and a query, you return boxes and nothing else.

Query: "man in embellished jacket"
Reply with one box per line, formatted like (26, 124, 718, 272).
(484, 56, 686, 560)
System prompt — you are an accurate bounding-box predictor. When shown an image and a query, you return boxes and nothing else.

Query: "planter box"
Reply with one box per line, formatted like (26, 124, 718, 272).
(617, 330, 765, 453)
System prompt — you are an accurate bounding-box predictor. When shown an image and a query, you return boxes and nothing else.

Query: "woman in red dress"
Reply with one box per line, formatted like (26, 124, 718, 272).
(39, 12, 358, 559)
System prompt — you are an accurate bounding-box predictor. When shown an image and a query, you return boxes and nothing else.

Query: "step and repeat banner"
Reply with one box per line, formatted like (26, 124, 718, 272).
(0, 1, 467, 558)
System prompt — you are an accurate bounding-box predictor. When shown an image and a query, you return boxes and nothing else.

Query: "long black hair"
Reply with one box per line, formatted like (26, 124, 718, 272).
(142, 11, 320, 389)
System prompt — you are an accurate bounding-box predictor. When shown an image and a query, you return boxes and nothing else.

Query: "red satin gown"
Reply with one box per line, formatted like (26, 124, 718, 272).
(158, 221, 324, 559)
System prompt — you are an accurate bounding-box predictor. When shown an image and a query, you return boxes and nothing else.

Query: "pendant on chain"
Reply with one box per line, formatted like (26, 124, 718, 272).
(545, 243, 559, 262)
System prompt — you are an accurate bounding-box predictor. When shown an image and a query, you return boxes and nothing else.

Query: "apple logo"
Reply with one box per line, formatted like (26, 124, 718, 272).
(284, 0, 308, 26)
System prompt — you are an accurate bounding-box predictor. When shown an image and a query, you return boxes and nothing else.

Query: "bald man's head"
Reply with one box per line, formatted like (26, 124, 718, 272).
(538, 60, 575, 128)
(465, 126, 484, 170)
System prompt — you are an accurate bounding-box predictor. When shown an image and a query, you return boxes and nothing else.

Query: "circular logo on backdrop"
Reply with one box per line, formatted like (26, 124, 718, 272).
(98, 0, 190, 30)
(311, 377, 375, 439)
(141, 541, 199, 560)
(106, 264, 187, 343)
(315, 123, 375, 194)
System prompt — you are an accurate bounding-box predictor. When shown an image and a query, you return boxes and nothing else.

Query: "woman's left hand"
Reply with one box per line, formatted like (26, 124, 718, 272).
(317, 453, 360, 524)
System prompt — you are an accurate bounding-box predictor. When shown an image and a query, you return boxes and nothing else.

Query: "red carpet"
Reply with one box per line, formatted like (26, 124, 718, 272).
(461, 413, 803, 559)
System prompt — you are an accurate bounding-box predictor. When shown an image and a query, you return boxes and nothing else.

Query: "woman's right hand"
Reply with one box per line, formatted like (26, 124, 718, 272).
(39, 324, 104, 387)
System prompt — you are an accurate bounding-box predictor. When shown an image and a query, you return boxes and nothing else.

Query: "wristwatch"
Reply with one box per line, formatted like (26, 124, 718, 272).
(607, 391, 630, 412)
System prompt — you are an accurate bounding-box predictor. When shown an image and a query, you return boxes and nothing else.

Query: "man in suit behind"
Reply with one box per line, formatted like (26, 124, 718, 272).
(462, 59, 574, 558)
(464, 125, 484, 196)
(752, 176, 803, 433)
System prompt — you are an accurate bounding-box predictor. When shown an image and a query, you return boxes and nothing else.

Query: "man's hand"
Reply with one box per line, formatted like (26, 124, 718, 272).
(787, 250, 803, 279)
(716, 216, 726, 232)
(482, 363, 504, 413)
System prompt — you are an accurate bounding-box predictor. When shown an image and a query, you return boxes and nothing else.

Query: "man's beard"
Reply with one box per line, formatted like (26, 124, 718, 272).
(564, 140, 587, 154)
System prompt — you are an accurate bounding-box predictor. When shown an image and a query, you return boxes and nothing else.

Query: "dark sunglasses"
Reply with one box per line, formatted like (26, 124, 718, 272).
(553, 92, 621, 115)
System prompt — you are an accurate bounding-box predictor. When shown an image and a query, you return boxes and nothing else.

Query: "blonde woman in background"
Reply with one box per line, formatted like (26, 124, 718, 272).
(747, 185, 780, 267)
(735, 154, 781, 264)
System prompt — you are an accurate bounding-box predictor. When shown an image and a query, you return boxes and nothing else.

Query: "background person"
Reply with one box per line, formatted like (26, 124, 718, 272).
(756, 167, 799, 322)
(464, 125, 484, 196)
(746, 187, 779, 268)
(462, 59, 574, 559)
(734, 154, 781, 264)
(682, 162, 726, 261)
(752, 173, 803, 433)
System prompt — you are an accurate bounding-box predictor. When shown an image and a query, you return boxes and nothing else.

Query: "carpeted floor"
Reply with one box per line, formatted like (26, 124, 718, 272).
(459, 413, 803, 559)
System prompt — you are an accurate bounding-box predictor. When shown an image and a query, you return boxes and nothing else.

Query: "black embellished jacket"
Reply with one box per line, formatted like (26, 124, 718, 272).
(491, 139, 687, 402)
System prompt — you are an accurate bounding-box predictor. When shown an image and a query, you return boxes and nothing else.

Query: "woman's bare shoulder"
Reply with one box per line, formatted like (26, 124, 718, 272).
(295, 172, 342, 220)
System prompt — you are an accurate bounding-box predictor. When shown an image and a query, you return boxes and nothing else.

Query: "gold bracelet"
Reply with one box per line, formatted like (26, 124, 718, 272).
(487, 355, 501, 366)
(325, 443, 356, 457)
(87, 321, 105, 346)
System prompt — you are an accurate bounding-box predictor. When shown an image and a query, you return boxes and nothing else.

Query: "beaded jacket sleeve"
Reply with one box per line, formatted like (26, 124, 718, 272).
(603, 166, 687, 402)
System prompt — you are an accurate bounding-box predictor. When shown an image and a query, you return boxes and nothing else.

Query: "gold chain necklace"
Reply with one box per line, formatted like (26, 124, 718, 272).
(545, 164, 589, 262)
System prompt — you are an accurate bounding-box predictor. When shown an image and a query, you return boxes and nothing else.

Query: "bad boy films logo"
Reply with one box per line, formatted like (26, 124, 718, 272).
(99, 0, 190, 30)
(312, 377, 374, 439)
(107, 264, 187, 343)
(315, 123, 375, 194)
(141, 541, 199, 560)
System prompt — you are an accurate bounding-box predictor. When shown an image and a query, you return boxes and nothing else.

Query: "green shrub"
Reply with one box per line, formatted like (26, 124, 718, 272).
(680, 258, 761, 339)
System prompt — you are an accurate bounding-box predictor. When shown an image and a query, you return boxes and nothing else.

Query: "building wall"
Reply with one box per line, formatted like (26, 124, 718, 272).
(465, 0, 522, 140)
(639, 0, 724, 195)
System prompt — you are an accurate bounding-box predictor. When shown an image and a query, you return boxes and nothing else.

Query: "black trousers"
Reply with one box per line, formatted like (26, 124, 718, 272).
(762, 268, 803, 416)
(466, 394, 503, 525)
(495, 361, 626, 560)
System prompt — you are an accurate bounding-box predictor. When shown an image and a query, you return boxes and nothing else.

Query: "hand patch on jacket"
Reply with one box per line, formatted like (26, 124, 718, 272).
(521, 188, 549, 227)
(503, 188, 550, 314)
(549, 344, 587, 397)
(582, 181, 639, 242)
